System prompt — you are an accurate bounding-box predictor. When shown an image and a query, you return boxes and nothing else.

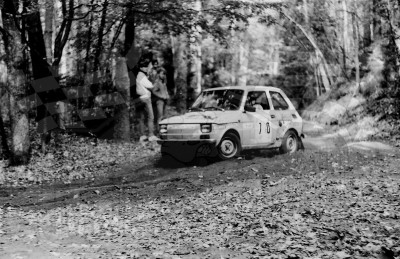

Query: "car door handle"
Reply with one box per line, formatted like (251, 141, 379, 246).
(271, 115, 275, 118)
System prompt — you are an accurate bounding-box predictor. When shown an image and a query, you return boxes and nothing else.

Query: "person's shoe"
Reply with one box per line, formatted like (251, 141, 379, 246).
(148, 135, 159, 142)
(139, 135, 148, 142)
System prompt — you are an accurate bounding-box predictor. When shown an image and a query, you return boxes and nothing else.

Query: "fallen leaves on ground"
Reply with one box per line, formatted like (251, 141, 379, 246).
(0, 134, 160, 187)
(1, 155, 399, 258)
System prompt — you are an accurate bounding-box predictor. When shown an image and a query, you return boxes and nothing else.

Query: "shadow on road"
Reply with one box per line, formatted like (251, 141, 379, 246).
(154, 148, 280, 169)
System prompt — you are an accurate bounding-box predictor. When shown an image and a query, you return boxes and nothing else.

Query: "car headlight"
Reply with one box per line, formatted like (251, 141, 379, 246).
(160, 124, 168, 134)
(201, 124, 212, 133)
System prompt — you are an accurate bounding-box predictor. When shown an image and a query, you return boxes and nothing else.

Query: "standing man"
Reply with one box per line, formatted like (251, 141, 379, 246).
(151, 60, 170, 133)
(135, 60, 158, 142)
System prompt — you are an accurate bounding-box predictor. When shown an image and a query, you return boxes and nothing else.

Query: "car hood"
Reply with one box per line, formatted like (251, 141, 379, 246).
(160, 111, 239, 124)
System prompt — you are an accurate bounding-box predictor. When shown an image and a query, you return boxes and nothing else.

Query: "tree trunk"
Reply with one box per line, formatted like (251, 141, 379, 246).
(172, 35, 188, 113)
(363, 1, 372, 48)
(303, 0, 309, 26)
(2, 1, 30, 164)
(0, 9, 10, 159)
(188, 0, 202, 103)
(372, 0, 383, 40)
(314, 64, 321, 97)
(24, 0, 63, 153)
(53, 0, 74, 74)
(124, 7, 136, 63)
(353, 12, 360, 95)
(342, 0, 349, 72)
(83, 0, 95, 78)
(50, 0, 74, 129)
(106, 18, 124, 61)
(113, 57, 130, 141)
(24, 0, 53, 82)
(123, 7, 142, 139)
(124, 6, 140, 95)
(93, 0, 109, 83)
(237, 39, 249, 87)
(44, 0, 54, 63)
(9, 87, 29, 165)
(383, 0, 400, 69)
(0, 105, 10, 159)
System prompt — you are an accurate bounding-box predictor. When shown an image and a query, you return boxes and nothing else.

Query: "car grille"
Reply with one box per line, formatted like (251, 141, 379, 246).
(164, 124, 199, 140)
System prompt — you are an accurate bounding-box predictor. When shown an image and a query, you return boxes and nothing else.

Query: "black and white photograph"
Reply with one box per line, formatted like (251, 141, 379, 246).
(0, 0, 399, 258)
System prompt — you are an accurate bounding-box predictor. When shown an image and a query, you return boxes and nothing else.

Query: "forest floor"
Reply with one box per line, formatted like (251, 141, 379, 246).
(0, 123, 400, 259)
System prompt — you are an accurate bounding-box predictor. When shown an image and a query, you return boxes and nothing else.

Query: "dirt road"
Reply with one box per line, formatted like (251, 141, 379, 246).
(1, 132, 399, 258)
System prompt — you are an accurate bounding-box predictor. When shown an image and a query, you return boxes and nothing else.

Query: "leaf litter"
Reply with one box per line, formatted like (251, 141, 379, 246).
(0, 133, 160, 187)
(0, 141, 399, 258)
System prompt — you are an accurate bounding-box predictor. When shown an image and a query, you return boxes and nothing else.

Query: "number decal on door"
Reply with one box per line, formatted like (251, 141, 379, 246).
(266, 122, 270, 134)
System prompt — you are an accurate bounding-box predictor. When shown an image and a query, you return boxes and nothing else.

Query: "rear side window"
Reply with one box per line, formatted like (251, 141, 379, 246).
(270, 91, 289, 110)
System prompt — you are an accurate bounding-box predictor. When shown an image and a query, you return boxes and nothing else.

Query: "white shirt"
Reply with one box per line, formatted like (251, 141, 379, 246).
(136, 71, 153, 99)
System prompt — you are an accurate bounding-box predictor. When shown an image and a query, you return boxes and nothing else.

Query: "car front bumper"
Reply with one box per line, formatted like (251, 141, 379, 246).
(157, 139, 217, 145)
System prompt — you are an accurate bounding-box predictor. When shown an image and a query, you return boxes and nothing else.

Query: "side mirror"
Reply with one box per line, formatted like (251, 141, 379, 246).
(244, 105, 256, 112)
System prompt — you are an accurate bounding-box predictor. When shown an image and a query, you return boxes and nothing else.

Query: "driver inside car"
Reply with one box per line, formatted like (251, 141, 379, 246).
(246, 95, 263, 111)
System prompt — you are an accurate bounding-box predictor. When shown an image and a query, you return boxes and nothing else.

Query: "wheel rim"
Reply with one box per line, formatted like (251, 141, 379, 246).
(287, 135, 298, 153)
(220, 139, 237, 158)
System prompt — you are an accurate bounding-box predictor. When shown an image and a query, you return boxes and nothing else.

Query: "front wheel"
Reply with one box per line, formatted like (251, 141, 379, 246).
(280, 130, 300, 154)
(218, 132, 241, 160)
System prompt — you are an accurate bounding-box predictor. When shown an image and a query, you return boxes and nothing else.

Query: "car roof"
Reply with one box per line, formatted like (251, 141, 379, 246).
(203, 86, 283, 92)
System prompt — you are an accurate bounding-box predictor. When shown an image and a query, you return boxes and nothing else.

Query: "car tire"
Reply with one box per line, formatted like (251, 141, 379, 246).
(280, 130, 300, 154)
(218, 132, 241, 160)
(298, 136, 305, 150)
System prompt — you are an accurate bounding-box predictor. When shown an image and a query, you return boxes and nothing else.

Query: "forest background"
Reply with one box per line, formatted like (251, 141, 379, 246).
(0, 0, 399, 166)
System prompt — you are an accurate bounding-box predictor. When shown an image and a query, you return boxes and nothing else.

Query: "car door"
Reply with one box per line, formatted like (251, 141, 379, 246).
(256, 91, 282, 146)
(272, 90, 303, 134)
(241, 91, 277, 147)
(268, 90, 292, 140)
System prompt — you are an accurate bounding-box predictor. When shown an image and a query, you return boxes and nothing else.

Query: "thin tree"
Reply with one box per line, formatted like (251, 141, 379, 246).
(53, 0, 75, 76)
(44, 0, 54, 63)
(93, 0, 109, 82)
(83, 0, 96, 77)
(188, 0, 202, 102)
(281, 10, 333, 93)
(171, 34, 188, 113)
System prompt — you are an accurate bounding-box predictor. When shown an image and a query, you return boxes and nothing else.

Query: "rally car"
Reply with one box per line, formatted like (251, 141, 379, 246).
(158, 86, 304, 161)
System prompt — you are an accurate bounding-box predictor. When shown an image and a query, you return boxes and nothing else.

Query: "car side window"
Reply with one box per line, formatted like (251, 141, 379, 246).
(258, 92, 270, 110)
(270, 91, 289, 110)
(246, 91, 270, 110)
(223, 90, 243, 110)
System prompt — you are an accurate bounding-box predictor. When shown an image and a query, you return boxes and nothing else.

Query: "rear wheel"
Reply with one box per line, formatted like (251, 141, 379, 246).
(218, 132, 241, 160)
(280, 130, 299, 154)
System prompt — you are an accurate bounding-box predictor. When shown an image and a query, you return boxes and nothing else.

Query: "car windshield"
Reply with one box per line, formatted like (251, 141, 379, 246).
(191, 89, 244, 111)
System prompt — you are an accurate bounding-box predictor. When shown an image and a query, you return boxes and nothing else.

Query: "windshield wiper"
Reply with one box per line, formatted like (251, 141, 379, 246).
(204, 107, 225, 111)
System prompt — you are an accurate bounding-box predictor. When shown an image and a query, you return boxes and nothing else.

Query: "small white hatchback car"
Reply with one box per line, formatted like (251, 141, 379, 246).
(158, 86, 304, 161)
